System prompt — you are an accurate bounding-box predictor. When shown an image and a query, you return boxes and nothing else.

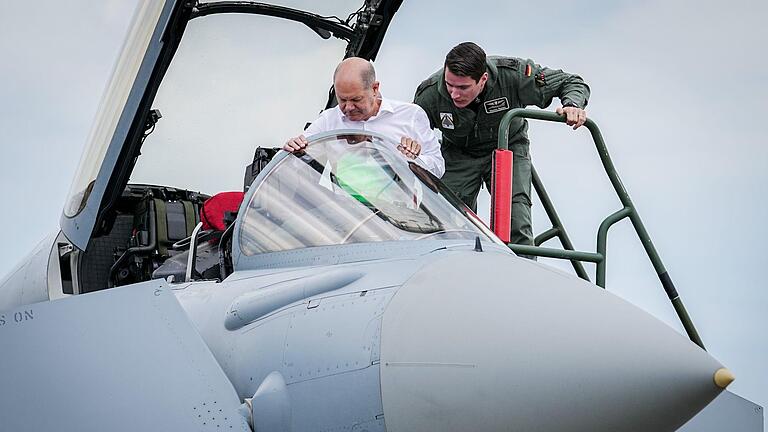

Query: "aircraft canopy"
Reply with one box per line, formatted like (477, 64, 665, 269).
(238, 132, 496, 255)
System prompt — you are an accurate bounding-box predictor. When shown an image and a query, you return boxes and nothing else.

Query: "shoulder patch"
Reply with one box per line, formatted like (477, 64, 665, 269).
(415, 72, 440, 98)
(440, 112, 454, 129)
(495, 57, 519, 70)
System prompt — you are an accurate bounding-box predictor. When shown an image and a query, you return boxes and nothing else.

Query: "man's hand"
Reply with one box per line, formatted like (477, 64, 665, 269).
(556, 106, 587, 130)
(398, 136, 421, 160)
(284, 135, 308, 152)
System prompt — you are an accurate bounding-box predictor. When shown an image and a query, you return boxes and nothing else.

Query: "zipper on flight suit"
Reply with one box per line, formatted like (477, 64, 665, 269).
(464, 122, 479, 147)
(464, 100, 481, 147)
(462, 92, 484, 148)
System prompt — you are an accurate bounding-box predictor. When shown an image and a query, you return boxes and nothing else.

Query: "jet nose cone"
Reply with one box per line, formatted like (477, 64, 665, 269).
(380, 252, 727, 432)
(713, 368, 735, 389)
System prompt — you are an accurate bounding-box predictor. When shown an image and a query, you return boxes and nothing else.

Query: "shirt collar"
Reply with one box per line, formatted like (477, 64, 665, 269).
(377, 96, 394, 114)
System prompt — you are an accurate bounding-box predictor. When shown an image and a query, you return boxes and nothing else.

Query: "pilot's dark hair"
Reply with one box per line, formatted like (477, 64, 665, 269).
(445, 42, 487, 82)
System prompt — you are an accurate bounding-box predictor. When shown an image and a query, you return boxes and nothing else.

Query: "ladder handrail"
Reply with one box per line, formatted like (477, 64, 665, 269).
(497, 108, 705, 349)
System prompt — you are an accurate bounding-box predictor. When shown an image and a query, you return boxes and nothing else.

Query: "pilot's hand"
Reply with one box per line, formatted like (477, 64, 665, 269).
(556, 106, 587, 130)
(398, 137, 421, 160)
(284, 135, 308, 152)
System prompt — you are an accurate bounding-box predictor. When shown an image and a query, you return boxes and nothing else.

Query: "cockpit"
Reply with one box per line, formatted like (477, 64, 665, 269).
(60, 129, 501, 292)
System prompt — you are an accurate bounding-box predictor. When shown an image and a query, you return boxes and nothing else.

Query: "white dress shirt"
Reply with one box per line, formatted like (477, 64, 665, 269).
(304, 97, 445, 177)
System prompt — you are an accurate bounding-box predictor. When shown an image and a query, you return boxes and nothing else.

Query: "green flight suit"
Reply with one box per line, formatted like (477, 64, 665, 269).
(414, 56, 590, 254)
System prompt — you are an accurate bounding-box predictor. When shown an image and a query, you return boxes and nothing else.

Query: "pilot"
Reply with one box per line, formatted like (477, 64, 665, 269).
(284, 57, 445, 178)
(414, 42, 590, 257)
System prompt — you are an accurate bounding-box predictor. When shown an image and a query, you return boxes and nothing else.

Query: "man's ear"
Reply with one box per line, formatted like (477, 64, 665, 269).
(372, 81, 380, 94)
(479, 72, 489, 86)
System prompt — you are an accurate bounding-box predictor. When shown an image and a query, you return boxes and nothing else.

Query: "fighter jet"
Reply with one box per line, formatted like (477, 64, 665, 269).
(0, 1, 761, 431)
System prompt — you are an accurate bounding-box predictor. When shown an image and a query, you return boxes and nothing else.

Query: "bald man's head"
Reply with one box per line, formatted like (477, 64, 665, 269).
(334, 57, 376, 88)
(333, 57, 381, 121)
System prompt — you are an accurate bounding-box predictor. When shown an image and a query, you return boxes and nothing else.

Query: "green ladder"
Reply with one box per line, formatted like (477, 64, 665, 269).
(497, 108, 705, 349)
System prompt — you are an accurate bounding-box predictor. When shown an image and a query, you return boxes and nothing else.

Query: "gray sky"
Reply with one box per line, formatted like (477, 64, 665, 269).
(0, 0, 765, 420)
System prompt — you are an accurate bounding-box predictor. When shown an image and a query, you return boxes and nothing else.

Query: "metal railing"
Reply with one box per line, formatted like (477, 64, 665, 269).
(497, 108, 705, 349)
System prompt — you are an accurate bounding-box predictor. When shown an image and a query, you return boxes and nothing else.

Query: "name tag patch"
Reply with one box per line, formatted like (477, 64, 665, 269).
(440, 112, 455, 129)
(484, 97, 510, 114)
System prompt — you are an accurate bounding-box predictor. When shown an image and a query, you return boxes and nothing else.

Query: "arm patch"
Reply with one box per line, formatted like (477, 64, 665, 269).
(496, 57, 519, 70)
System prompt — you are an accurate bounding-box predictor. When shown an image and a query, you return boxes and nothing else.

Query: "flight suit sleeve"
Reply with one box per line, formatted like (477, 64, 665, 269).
(515, 58, 590, 109)
(410, 105, 445, 178)
(413, 80, 440, 130)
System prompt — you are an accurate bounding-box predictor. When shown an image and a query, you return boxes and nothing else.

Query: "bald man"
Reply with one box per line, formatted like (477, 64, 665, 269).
(284, 57, 445, 177)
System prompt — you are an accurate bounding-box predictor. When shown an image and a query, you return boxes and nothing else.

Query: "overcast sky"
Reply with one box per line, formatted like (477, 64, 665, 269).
(0, 0, 765, 420)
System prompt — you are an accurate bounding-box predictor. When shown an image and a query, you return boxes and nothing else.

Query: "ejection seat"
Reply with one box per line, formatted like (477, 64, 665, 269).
(105, 190, 203, 289)
(152, 191, 244, 282)
(153, 198, 200, 259)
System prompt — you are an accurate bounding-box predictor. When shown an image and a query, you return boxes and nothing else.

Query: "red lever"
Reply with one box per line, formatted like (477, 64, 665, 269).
(491, 149, 513, 243)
